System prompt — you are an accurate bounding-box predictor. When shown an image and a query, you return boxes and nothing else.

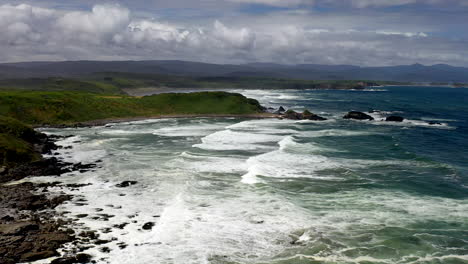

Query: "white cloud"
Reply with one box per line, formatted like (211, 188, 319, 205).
(0, 3, 467, 66)
(376, 30, 428, 37)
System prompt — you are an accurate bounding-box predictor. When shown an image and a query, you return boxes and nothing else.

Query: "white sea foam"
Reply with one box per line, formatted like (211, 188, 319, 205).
(301, 129, 379, 137)
(193, 130, 284, 151)
(35, 113, 467, 264)
(241, 149, 342, 184)
(171, 152, 248, 174)
(370, 118, 455, 129)
(152, 123, 227, 137)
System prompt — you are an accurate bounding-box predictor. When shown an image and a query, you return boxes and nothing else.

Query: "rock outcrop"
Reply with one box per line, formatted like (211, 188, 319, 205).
(282, 109, 327, 121)
(386, 116, 404, 122)
(0, 183, 74, 264)
(273, 106, 286, 114)
(302, 110, 327, 121)
(343, 111, 374, 120)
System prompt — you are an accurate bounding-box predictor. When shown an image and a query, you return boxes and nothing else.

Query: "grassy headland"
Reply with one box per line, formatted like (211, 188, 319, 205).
(0, 91, 265, 126)
(0, 116, 41, 168)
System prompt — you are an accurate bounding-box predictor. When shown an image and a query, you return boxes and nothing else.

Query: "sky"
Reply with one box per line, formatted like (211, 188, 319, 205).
(1, 0, 468, 66)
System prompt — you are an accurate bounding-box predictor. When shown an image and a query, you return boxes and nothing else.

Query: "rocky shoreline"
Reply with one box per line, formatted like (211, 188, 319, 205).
(0, 134, 98, 264)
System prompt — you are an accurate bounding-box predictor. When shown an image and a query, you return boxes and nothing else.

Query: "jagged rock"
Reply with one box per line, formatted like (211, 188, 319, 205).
(302, 110, 327, 121)
(283, 110, 302, 120)
(142, 222, 155, 230)
(115, 181, 138, 188)
(386, 116, 404, 122)
(282, 109, 327, 121)
(343, 111, 374, 120)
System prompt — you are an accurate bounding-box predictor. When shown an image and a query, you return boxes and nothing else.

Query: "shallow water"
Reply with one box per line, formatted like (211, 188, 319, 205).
(36, 86, 468, 264)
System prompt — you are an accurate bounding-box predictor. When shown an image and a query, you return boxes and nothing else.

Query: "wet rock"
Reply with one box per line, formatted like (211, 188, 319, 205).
(99, 247, 111, 253)
(101, 228, 112, 234)
(273, 106, 286, 114)
(75, 214, 88, 218)
(3, 158, 73, 183)
(22, 250, 56, 261)
(283, 110, 302, 120)
(113, 223, 128, 229)
(142, 222, 155, 230)
(65, 183, 92, 188)
(343, 111, 374, 120)
(0, 222, 39, 235)
(386, 116, 404, 122)
(115, 181, 138, 188)
(281, 109, 327, 121)
(302, 110, 327, 121)
(72, 163, 97, 173)
(117, 242, 127, 249)
(78, 231, 99, 240)
(76, 253, 93, 263)
(95, 239, 111, 245)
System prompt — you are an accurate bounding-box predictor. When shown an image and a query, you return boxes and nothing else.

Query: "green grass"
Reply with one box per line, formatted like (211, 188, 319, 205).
(0, 74, 407, 96)
(0, 116, 40, 167)
(96, 72, 403, 90)
(0, 77, 122, 94)
(0, 91, 264, 125)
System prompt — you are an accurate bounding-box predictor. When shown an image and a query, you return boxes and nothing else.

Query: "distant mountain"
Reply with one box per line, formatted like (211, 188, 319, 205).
(1, 60, 468, 82)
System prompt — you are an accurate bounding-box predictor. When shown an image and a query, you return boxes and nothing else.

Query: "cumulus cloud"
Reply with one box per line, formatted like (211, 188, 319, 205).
(0, 3, 467, 66)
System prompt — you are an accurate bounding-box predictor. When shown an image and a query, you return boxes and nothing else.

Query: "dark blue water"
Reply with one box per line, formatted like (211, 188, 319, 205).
(239, 86, 468, 263)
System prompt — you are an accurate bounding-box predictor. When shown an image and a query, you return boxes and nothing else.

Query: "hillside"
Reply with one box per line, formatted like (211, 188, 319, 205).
(1, 60, 468, 83)
(0, 91, 265, 126)
(0, 75, 393, 94)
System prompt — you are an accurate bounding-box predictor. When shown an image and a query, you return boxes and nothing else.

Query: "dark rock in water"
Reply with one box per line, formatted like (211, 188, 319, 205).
(142, 222, 155, 230)
(3, 158, 73, 183)
(302, 110, 327, 121)
(386, 116, 404, 122)
(282, 109, 327, 121)
(72, 163, 97, 172)
(99, 247, 111, 253)
(273, 106, 286, 114)
(283, 110, 302, 120)
(113, 223, 129, 229)
(116, 181, 138, 188)
(343, 111, 374, 120)
(76, 253, 92, 263)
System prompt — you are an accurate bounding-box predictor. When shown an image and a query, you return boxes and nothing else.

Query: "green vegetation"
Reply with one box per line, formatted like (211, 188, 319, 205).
(0, 73, 406, 95)
(0, 91, 264, 126)
(0, 77, 122, 94)
(96, 72, 402, 90)
(0, 116, 40, 167)
(0, 72, 404, 169)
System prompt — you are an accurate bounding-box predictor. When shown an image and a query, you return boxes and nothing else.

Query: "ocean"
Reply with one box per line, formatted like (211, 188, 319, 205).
(36, 86, 468, 264)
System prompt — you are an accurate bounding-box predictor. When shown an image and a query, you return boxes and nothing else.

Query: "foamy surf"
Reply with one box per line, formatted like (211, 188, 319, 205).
(33, 85, 468, 264)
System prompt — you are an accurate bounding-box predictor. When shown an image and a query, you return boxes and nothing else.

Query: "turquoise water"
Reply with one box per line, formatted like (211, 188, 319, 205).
(39, 86, 468, 264)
